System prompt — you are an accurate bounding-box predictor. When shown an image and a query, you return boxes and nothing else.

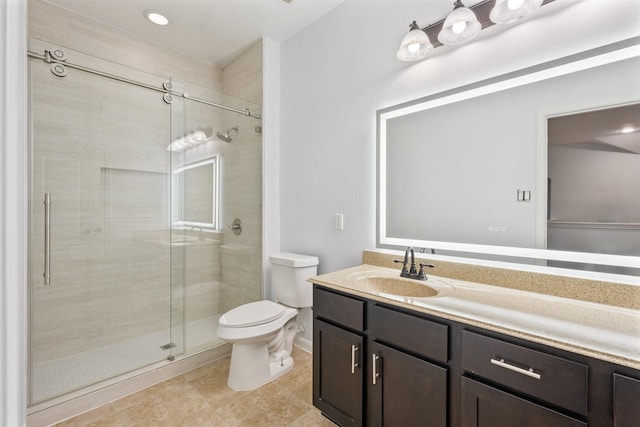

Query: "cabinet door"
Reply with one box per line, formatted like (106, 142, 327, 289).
(614, 373, 640, 427)
(461, 377, 586, 427)
(313, 318, 364, 427)
(369, 342, 447, 427)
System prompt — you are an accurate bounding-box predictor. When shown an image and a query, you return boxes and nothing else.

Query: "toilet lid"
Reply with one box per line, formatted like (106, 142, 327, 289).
(219, 300, 286, 328)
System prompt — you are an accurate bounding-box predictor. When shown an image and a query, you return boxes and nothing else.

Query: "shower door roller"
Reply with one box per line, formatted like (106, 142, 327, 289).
(229, 218, 242, 235)
(50, 63, 68, 77)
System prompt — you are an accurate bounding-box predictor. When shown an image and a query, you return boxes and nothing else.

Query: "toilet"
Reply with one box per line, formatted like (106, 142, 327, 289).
(217, 252, 319, 391)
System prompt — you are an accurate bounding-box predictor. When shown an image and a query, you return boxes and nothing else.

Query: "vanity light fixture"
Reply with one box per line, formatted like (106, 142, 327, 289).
(490, 0, 543, 24)
(398, 0, 554, 62)
(167, 130, 208, 152)
(397, 21, 434, 61)
(144, 9, 169, 26)
(438, 1, 481, 45)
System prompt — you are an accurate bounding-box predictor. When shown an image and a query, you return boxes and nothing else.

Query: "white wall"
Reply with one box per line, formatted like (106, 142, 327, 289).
(549, 145, 640, 223)
(1, 0, 28, 424)
(278, 0, 640, 275)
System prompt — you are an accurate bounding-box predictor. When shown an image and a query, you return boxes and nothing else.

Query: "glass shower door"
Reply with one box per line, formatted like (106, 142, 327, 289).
(168, 80, 263, 355)
(29, 53, 181, 405)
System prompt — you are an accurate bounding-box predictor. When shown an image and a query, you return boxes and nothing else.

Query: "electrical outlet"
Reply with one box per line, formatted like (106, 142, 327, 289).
(335, 213, 344, 230)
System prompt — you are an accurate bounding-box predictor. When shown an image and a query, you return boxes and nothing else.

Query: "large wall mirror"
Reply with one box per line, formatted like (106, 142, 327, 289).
(377, 38, 640, 281)
(173, 157, 219, 229)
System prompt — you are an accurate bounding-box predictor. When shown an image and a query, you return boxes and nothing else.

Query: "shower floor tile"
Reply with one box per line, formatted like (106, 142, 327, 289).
(32, 315, 223, 403)
(54, 348, 336, 427)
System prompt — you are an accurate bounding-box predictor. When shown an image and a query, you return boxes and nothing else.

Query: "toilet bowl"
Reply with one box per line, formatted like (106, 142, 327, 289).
(217, 253, 319, 391)
(218, 300, 298, 390)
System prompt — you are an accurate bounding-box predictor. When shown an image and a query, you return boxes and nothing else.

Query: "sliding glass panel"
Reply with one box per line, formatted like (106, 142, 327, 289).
(29, 53, 177, 404)
(169, 80, 263, 354)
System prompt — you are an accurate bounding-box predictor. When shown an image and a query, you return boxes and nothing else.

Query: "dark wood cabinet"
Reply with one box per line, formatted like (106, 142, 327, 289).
(461, 330, 587, 416)
(312, 284, 640, 427)
(369, 304, 448, 364)
(369, 341, 447, 427)
(613, 373, 640, 427)
(461, 377, 586, 427)
(313, 318, 364, 427)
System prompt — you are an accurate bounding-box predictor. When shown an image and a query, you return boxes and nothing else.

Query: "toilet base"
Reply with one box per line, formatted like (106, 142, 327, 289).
(226, 342, 294, 391)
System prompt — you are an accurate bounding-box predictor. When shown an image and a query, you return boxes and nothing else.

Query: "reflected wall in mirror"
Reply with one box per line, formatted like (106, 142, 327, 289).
(377, 38, 640, 279)
(547, 103, 640, 275)
(173, 157, 219, 228)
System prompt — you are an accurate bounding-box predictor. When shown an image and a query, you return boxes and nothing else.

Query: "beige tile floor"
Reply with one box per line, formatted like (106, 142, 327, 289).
(55, 349, 336, 427)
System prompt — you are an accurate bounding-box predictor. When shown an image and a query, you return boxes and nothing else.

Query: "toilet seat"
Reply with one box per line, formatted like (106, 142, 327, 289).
(219, 300, 286, 328)
(217, 301, 297, 343)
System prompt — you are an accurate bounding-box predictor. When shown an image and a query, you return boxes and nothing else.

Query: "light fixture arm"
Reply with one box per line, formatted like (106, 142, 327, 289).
(419, 0, 555, 49)
(453, 0, 466, 10)
(408, 21, 421, 32)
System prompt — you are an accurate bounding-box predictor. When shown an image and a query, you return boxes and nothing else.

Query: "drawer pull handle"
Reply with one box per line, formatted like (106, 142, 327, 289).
(372, 354, 380, 385)
(351, 345, 359, 374)
(490, 358, 541, 380)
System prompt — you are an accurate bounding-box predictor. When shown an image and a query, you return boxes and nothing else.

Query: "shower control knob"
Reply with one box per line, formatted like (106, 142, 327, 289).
(229, 219, 242, 235)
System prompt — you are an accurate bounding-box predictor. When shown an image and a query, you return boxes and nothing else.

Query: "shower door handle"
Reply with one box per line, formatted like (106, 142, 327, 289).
(43, 193, 51, 285)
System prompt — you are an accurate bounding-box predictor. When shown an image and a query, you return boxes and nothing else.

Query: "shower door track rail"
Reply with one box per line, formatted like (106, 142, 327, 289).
(27, 50, 262, 120)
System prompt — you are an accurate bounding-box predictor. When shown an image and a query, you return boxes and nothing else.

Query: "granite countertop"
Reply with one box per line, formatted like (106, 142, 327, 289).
(310, 264, 640, 370)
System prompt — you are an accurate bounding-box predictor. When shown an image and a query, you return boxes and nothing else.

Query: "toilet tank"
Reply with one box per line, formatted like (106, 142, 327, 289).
(270, 253, 319, 308)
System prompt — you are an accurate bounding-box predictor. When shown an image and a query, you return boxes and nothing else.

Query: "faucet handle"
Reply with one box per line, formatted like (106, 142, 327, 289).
(417, 263, 435, 281)
(393, 259, 411, 277)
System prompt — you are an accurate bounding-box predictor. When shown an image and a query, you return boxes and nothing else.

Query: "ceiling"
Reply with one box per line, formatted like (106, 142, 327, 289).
(45, 0, 346, 67)
(548, 103, 640, 154)
(42, 0, 639, 153)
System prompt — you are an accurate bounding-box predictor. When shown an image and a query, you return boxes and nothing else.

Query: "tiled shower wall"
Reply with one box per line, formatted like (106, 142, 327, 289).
(28, 0, 263, 365)
(219, 40, 264, 313)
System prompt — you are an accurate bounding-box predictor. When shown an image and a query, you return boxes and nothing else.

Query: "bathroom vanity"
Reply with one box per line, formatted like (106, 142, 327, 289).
(310, 264, 640, 427)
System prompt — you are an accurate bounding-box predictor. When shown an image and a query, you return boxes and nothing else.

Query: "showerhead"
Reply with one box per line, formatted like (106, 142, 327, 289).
(216, 126, 238, 143)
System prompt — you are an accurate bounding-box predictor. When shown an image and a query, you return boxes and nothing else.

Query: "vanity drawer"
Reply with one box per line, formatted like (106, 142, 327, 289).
(370, 304, 448, 363)
(313, 286, 365, 331)
(614, 373, 640, 427)
(461, 330, 588, 416)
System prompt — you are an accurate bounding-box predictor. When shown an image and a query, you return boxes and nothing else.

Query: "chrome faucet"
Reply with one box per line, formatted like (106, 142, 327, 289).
(394, 247, 434, 281)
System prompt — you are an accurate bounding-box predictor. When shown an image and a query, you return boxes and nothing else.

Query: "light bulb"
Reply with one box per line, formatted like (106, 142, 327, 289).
(408, 42, 421, 54)
(508, 0, 524, 10)
(452, 21, 467, 34)
(144, 10, 169, 26)
(192, 130, 207, 142)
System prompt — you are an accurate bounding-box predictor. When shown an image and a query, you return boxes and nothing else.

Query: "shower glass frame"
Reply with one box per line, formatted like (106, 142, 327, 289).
(27, 41, 264, 408)
(27, 45, 184, 407)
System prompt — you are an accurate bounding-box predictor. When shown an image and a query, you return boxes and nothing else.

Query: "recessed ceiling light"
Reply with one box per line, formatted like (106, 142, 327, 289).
(144, 10, 169, 26)
(619, 126, 636, 134)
